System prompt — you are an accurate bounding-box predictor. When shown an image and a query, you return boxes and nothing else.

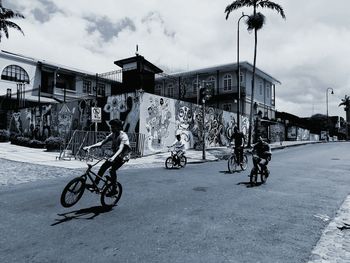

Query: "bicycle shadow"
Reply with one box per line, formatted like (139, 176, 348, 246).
(219, 170, 245, 174)
(51, 205, 113, 226)
(237, 182, 264, 188)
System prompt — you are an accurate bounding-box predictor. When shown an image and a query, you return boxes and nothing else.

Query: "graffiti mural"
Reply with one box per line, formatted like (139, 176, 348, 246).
(103, 93, 140, 133)
(139, 93, 175, 154)
(270, 123, 285, 143)
(175, 101, 194, 149)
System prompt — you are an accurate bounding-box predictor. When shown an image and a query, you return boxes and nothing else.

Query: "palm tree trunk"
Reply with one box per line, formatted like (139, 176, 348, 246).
(247, 6, 258, 147)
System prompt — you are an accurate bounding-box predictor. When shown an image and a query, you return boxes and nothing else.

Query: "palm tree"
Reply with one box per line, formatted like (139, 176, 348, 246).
(339, 95, 350, 123)
(225, 0, 285, 146)
(0, 1, 25, 42)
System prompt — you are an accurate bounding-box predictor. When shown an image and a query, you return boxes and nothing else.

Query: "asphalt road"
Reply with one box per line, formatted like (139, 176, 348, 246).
(0, 142, 350, 263)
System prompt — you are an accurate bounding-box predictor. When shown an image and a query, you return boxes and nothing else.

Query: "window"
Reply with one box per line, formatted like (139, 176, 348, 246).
(266, 83, 270, 98)
(259, 81, 263, 95)
(167, 83, 174, 97)
(223, 74, 232, 91)
(240, 72, 244, 83)
(192, 79, 200, 94)
(1, 65, 30, 84)
(207, 76, 216, 89)
(97, 83, 105, 96)
(155, 84, 162, 95)
(83, 80, 92, 93)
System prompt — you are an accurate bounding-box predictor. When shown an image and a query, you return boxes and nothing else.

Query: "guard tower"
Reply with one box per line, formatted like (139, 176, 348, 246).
(114, 55, 163, 94)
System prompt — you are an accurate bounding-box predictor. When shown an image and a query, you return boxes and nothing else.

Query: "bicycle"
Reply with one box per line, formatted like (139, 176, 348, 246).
(165, 147, 187, 169)
(249, 152, 271, 186)
(227, 145, 248, 173)
(60, 154, 124, 208)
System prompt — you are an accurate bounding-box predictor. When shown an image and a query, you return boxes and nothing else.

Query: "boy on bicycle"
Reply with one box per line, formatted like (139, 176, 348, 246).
(168, 131, 185, 166)
(230, 126, 245, 164)
(83, 119, 131, 195)
(252, 136, 272, 176)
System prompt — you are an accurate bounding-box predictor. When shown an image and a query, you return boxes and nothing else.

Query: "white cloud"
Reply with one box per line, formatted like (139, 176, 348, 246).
(2, 0, 349, 119)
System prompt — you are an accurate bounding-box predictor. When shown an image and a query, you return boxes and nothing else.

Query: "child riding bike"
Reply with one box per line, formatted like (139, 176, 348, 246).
(168, 131, 185, 166)
(83, 119, 131, 196)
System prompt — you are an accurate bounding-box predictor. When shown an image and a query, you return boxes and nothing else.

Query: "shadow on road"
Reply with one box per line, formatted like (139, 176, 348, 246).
(237, 182, 264, 188)
(51, 205, 113, 226)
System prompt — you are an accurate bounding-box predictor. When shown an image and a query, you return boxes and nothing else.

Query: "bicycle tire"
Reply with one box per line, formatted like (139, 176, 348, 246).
(165, 157, 174, 169)
(249, 169, 258, 186)
(101, 182, 123, 207)
(179, 156, 187, 168)
(227, 155, 238, 173)
(60, 177, 85, 207)
(240, 154, 248, 171)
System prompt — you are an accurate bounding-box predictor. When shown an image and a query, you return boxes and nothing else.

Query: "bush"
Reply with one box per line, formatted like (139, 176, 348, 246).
(28, 139, 45, 148)
(11, 136, 30, 146)
(0, 129, 10, 142)
(45, 136, 64, 151)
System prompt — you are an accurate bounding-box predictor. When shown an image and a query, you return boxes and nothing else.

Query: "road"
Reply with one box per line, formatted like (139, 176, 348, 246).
(0, 142, 350, 263)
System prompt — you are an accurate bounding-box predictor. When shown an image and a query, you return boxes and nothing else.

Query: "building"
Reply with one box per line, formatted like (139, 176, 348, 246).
(0, 50, 122, 112)
(154, 62, 281, 120)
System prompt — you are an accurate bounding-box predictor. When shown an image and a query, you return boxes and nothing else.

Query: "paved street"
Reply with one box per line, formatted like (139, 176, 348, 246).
(0, 142, 350, 262)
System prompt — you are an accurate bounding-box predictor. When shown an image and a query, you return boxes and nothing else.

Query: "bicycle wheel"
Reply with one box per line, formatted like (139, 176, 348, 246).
(165, 157, 174, 169)
(179, 156, 187, 168)
(240, 154, 248, 171)
(227, 155, 238, 173)
(101, 182, 123, 207)
(60, 177, 85, 207)
(249, 169, 258, 186)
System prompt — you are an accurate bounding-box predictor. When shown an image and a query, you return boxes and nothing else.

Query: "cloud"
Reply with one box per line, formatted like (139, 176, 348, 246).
(85, 16, 136, 42)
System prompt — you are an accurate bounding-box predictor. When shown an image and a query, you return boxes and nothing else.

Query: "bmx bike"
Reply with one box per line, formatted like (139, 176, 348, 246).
(60, 155, 124, 208)
(165, 147, 187, 169)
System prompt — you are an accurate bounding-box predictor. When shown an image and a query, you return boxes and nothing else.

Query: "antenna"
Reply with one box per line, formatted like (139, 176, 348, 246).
(135, 44, 139, 56)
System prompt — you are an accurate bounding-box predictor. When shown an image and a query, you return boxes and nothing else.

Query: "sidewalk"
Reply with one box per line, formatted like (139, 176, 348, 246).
(0, 140, 321, 170)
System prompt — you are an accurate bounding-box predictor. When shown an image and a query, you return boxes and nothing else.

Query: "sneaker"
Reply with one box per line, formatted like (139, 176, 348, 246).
(106, 188, 118, 197)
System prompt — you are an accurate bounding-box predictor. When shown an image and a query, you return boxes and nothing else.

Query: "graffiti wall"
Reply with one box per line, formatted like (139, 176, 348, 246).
(270, 123, 285, 143)
(297, 128, 310, 141)
(138, 92, 246, 155)
(139, 93, 176, 154)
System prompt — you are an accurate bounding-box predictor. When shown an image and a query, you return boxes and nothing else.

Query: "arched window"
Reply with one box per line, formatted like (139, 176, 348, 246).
(207, 76, 216, 89)
(223, 74, 232, 91)
(1, 65, 30, 84)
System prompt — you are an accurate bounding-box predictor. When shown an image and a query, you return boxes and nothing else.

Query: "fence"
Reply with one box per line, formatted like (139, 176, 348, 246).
(58, 130, 145, 160)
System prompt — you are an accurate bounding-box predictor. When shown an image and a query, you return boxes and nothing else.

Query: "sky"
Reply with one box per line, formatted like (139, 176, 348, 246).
(2, 0, 349, 119)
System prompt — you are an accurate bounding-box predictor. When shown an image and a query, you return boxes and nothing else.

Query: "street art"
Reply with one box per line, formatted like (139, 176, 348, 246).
(205, 107, 224, 147)
(9, 112, 22, 135)
(270, 123, 285, 143)
(175, 101, 194, 149)
(57, 103, 74, 137)
(103, 93, 140, 133)
(139, 93, 175, 154)
(297, 128, 310, 141)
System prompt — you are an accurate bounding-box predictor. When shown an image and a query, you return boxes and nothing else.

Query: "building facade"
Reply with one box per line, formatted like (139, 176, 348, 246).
(154, 62, 280, 120)
(0, 50, 121, 112)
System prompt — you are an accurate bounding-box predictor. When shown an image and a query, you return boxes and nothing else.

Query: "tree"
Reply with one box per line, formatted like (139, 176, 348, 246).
(339, 95, 350, 123)
(225, 0, 285, 146)
(0, 1, 25, 42)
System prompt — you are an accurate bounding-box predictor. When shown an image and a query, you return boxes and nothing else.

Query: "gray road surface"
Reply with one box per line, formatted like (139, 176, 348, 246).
(0, 142, 349, 263)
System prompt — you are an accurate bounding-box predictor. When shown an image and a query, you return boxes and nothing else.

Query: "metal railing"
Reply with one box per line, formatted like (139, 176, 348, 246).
(58, 130, 145, 161)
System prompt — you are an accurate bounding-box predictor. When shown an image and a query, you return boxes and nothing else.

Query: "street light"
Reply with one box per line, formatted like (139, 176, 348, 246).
(236, 12, 249, 131)
(326, 87, 334, 140)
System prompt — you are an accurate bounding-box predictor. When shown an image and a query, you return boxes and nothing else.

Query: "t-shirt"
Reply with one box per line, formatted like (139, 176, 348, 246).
(232, 132, 245, 147)
(253, 142, 271, 158)
(172, 139, 185, 151)
(105, 131, 131, 156)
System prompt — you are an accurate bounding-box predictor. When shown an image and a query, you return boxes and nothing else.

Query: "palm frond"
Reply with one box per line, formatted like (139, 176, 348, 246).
(339, 95, 350, 107)
(0, 8, 25, 19)
(258, 0, 286, 18)
(225, 0, 253, 19)
(6, 20, 24, 35)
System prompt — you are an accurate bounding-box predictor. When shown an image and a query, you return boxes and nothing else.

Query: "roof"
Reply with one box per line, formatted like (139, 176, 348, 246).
(158, 61, 281, 85)
(114, 55, 163, 74)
